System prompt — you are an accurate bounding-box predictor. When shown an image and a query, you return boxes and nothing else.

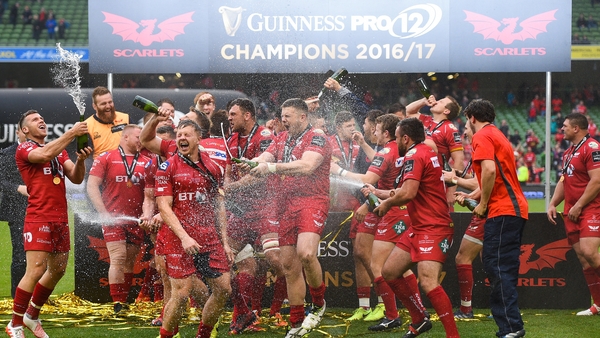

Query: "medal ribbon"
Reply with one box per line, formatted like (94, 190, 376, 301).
(118, 146, 140, 185)
(237, 123, 259, 159)
(27, 139, 60, 179)
(177, 152, 219, 192)
(283, 125, 312, 163)
(335, 135, 353, 170)
(562, 134, 590, 175)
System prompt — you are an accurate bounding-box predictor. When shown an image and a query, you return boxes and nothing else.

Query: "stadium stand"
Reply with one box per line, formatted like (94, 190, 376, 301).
(573, 0, 600, 43)
(0, 0, 88, 46)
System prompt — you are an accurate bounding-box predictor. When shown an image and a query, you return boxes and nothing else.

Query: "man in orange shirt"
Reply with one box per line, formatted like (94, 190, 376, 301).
(458, 99, 528, 338)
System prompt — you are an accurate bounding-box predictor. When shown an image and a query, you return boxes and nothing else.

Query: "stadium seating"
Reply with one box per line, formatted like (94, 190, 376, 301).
(0, 0, 88, 47)
(573, 0, 600, 43)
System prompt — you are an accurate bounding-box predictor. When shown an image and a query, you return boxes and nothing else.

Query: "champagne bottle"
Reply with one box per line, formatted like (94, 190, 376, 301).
(441, 154, 456, 187)
(76, 114, 88, 152)
(366, 192, 380, 212)
(416, 77, 431, 99)
(132, 95, 159, 113)
(232, 157, 258, 168)
(317, 67, 348, 99)
(463, 198, 479, 212)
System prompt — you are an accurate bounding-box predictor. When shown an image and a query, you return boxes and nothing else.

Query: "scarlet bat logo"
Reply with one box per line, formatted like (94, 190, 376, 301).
(519, 238, 571, 274)
(88, 235, 150, 274)
(102, 11, 194, 47)
(464, 9, 557, 45)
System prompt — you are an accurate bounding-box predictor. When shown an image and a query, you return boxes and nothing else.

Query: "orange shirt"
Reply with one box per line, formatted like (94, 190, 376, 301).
(85, 111, 129, 159)
(472, 124, 528, 219)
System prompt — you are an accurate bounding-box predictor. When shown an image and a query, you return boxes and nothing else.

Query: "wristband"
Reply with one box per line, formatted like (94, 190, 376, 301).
(340, 169, 348, 177)
(337, 167, 344, 176)
(451, 177, 458, 185)
(268, 163, 277, 173)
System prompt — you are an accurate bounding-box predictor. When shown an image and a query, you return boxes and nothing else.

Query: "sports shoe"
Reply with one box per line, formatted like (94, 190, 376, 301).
(301, 300, 326, 333)
(272, 313, 288, 327)
(402, 317, 433, 338)
(577, 304, 600, 316)
(23, 314, 49, 338)
(499, 329, 526, 338)
(347, 307, 371, 321)
(135, 293, 151, 303)
(453, 309, 474, 319)
(151, 316, 163, 326)
(284, 326, 309, 338)
(113, 302, 129, 315)
(363, 303, 385, 321)
(368, 317, 402, 331)
(5, 322, 25, 338)
(229, 310, 258, 335)
(155, 333, 180, 338)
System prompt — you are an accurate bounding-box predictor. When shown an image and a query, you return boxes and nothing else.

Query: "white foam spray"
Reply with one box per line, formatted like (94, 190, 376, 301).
(51, 43, 86, 116)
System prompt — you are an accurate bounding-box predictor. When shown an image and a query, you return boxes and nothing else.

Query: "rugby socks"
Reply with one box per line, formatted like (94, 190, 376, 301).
(110, 283, 128, 303)
(308, 282, 326, 308)
(404, 273, 427, 314)
(196, 322, 214, 338)
(456, 264, 474, 313)
(269, 276, 287, 316)
(251, 273, 267, 314)
(584, 267, 600, 305)
(26, 283, 53, 320)
(12, 287, 32, 327)
(427, 286, 460, 337)
(374, 276, 399, 320)
(232, 272, 253, 315)
(289, 305, 305, 327)
(124, 273, 134, 299)
(387, 277, 425, 324)
(357, 286, 371, 309)
(159, 327, 174, 338)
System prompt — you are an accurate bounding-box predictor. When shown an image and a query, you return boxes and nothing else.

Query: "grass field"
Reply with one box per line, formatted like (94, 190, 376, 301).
(0, 200, 574, 337)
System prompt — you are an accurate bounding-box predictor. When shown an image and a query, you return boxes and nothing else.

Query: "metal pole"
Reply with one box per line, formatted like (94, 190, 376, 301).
(545, 71, 552, 210)
(107, 73, 113, 93)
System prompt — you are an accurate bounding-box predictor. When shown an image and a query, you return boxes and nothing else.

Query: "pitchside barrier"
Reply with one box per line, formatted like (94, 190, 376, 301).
(74, 209, 588, 309)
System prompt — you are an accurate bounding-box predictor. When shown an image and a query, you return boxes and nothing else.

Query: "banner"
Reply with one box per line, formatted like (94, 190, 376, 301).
(74, 211, 588, 309)
(0, 48, 88, 62)
(88, 0, 571, 73)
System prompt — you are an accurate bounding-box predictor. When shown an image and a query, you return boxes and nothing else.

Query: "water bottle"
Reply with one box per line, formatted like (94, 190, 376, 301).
(132, 95, 159, 114)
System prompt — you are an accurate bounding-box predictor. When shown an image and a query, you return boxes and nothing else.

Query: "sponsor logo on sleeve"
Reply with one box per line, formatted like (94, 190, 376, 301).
(371, 156, 384, 168)
(592, 151, 600, 163)
(159, 161, 170, 171)
(310, 135, 326, 147)
(431, 156, 440, 168)
(453, 132, 461, 143)
(403, 159, 414, 173)
(260, 139, 272, 151)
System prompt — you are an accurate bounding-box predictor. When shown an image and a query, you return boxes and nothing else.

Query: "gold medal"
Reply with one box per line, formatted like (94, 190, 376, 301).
(127, 181, 133, 188)
(53, 177, 61, 185)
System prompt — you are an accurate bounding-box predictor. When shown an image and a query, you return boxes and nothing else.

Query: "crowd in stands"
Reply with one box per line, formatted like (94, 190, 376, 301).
(1, 1, 69, 41)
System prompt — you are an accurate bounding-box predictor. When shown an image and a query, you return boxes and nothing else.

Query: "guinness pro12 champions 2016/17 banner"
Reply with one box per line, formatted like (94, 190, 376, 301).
(88, 0, 571, 74)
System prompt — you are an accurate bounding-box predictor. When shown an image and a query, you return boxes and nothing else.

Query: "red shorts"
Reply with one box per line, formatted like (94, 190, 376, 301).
(164, 247, 230, 279)
(397, 231, 454, 264)
(463, 215, 485, 245)
(102, 223, 145, 245)
(565, 212, 600, 245)
(349, 212, 379, 239)
(375, 206, 411, 243)
(23, 222, 70, 253)
(279, 207, 328, 246)
(154, 224, 168, 256)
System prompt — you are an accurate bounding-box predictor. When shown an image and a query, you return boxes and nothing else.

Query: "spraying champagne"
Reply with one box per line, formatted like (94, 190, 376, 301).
(318, 67, 348, 99)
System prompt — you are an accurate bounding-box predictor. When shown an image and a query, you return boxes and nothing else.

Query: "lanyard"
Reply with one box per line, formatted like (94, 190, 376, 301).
(237, 123, 259, 159)
(394, 143, 418, 189)
(335, 135, 353, 170)
(426, 120, 445, 136)
(283, 125, 312, 163)
(118, 146, 139, 184)
(562, 134, 590, 175)
(177, 152, 219, 192)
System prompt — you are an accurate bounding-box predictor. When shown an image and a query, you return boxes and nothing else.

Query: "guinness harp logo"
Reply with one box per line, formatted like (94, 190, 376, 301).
(219, 6, 245, 37)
